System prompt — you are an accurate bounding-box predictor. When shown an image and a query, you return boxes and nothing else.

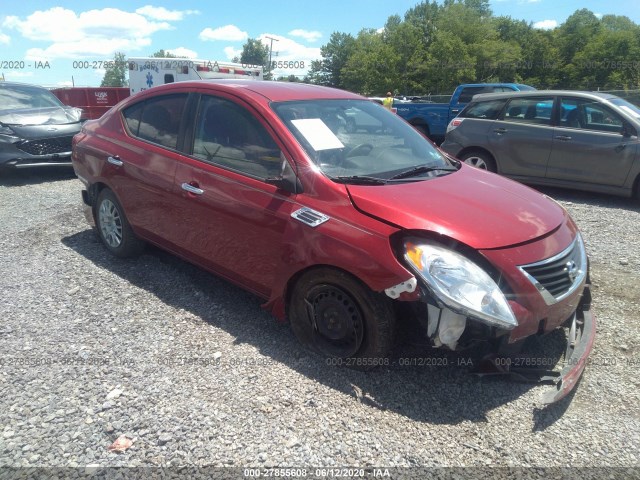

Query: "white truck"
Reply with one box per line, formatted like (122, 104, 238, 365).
(128, 57, 263, 94)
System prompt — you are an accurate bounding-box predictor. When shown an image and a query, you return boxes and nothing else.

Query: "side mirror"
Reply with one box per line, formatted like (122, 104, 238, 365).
(265, 157, 303, 194)
(622, 123, 636, 138)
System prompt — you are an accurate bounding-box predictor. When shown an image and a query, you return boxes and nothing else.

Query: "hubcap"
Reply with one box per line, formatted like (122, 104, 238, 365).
(307, 285, 363, 357)
(464, 156, 487, 169)
(98, 199, 123, 248)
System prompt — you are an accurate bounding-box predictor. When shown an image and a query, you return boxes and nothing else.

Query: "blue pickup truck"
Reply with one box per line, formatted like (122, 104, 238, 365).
(394, 83, 536, 143)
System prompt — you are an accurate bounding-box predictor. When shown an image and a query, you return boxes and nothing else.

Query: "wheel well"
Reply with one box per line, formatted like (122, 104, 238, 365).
(409, 119, 430, 136)
(88, 182, 110, 205)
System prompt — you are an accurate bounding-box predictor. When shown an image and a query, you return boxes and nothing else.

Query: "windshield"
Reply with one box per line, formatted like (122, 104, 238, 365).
(610, 98, 640, 119)
(0, 85, 64, 111)
(272, 99, 454, 182)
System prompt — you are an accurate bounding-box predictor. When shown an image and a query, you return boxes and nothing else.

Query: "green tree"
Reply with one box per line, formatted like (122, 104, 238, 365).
(151, 49, 178, 58)
(101, 52, 127, 87)
(383, 15, 430, 94)
(341, 29, 396, 95)
(307, 32, 355, 87)
(240, 38, 269, 67)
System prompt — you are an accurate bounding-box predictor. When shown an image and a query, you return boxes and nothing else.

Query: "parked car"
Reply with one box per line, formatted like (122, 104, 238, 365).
(394, 83, 535, 143)
(441, 90, 640, 200)
(343, 107, 384, 133)
(0, 82, 83, 170)
(72, 80, 595, 403)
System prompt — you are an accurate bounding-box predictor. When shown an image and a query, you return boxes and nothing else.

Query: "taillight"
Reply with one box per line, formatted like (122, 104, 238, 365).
(446, 118, 464, 134)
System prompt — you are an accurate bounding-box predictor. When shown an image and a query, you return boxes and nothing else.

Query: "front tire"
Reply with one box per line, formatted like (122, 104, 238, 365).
(459, 150, 496, 172)
(289, 268, 396, 369)
(95, 188, 144, 258)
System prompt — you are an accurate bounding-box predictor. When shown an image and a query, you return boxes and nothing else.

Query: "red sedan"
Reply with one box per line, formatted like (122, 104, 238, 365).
(71, 80, 595, 404)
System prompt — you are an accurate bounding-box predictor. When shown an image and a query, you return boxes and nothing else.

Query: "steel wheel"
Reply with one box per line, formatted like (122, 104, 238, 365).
(305, 284, 364, 358)
(98, 198, 123, 248)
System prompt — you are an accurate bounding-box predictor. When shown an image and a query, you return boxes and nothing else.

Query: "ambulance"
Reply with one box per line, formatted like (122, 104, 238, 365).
(128, 57, 264, 94)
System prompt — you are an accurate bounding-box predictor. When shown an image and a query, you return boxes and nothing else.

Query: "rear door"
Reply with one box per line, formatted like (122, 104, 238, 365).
(170, 93, 297, 297)
(110, 93, 190, 242)
(546, 96, 638, 186)
(487, 95, 555, 178)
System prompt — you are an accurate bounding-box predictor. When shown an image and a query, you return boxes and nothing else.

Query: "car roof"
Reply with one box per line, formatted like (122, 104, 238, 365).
(471, 90, 620, 102)
(138, 80, 365, 103)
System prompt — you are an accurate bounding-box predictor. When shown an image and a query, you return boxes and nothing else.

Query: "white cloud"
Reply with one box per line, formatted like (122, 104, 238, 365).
(533, 19, 558, 30)
(135, 5, 199, 21)
(199, 25, 248, 42)
(595, 13, 603, 19)
(0, 31, 9, 44)
(223, 46, 242, 60)
(3, 71, 34, 80)
(167, 47, 198, 58)
(258, 34, 321, 76)
(288, 29, 322, 42)
(3, 7, 173, 59)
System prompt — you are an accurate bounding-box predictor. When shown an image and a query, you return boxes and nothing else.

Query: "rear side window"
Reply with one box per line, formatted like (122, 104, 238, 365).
(501, 97, 553, 125)
(461, 100, 506, 120)
(122, 94, 188, 150)
(457, 87, 487, 104)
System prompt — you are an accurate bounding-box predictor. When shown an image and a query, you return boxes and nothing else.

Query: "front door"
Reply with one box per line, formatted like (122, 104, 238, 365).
(170, 94, 296, 297)
(546, 97, 638, 186)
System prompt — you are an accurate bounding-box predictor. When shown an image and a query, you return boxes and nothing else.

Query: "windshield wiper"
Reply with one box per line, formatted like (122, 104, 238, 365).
(387, 165, 457, 181)
(333, 175, 387, 185)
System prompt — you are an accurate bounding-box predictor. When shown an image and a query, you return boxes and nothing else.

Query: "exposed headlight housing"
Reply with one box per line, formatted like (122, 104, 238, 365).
(404, 239, 517, 330)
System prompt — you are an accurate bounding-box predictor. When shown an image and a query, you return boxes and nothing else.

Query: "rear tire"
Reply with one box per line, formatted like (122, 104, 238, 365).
(289, 268, 396, 370)
(95, 188, 144, 258)
(460, 150, 496, 172)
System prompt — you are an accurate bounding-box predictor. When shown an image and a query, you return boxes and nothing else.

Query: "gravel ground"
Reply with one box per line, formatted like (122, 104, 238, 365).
(0, 168, 639, 479)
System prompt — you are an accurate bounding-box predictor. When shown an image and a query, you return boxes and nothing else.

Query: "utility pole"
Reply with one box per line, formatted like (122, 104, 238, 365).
(265, 36, 279, 79)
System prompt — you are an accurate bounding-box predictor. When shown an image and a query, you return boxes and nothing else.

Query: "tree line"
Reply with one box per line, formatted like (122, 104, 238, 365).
(305, 0, 640, 96)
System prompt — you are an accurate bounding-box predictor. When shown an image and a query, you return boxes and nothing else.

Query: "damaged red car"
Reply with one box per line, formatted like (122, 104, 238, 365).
(71, 80, 595, 404)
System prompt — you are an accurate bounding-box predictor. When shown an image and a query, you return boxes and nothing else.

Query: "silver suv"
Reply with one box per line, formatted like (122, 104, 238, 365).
(440, 90, 640, 200)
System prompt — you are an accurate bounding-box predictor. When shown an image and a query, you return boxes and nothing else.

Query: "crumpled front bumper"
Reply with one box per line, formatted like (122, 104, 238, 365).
(475, 284, 595, 405)
(540, 290, 596, 404)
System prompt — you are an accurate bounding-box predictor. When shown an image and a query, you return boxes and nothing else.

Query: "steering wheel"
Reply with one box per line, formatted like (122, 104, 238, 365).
(346, 143, 374, 158)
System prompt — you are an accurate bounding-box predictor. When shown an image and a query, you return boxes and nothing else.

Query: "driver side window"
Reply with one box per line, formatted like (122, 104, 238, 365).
(192, 95, 283, 178)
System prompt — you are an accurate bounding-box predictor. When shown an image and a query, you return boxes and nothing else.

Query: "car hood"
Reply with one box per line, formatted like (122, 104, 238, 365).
(0, 107, 82, 128)
(346, 165, 566, 250)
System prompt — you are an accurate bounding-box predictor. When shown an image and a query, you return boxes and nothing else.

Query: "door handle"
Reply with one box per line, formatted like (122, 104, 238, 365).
(555, 135, 572, 141)
(107, 155, 123, 166)
(493, 128, 507, 134)
(181, 182, 204, 195)
(615, 144, 627, 153)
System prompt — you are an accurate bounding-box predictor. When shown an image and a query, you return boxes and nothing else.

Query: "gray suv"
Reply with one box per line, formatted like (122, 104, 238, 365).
(441, 90, 640, 200)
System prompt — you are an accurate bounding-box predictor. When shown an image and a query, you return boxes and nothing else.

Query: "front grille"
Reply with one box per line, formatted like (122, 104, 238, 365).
(16, 136, 73, 156)
(519, 235, 587, 305)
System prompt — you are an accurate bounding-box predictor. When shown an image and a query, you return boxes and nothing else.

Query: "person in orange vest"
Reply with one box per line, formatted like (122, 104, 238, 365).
(383, 91, 394, 110)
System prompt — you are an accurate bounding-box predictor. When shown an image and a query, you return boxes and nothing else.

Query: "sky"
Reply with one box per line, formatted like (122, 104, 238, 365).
(0, 0, 638, 87)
